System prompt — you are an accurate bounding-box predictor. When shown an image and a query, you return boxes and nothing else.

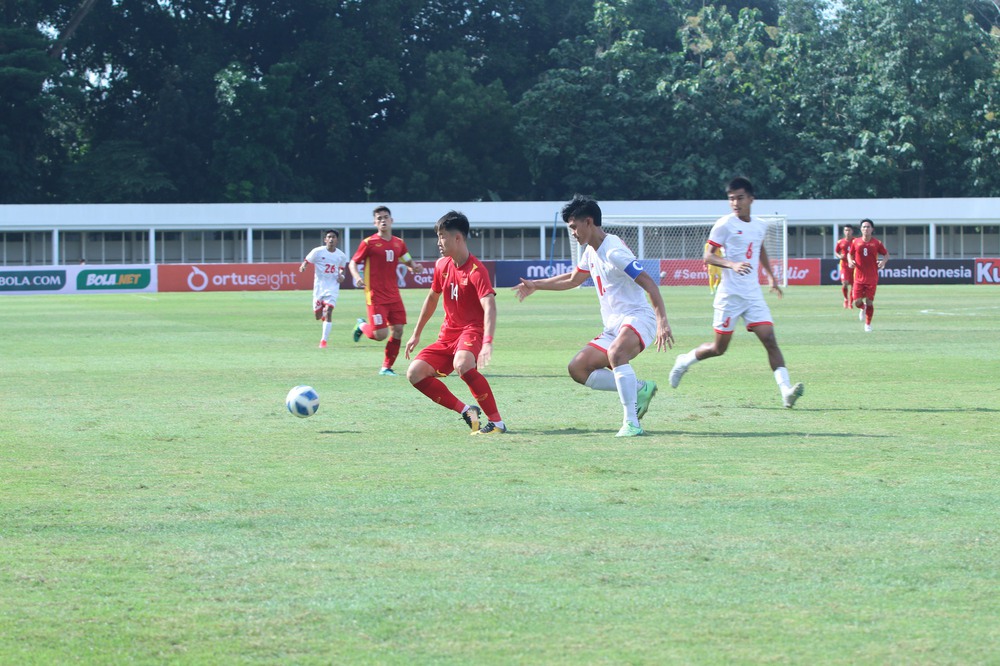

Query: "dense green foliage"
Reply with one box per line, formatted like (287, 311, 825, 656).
(2, 0, 999, 203)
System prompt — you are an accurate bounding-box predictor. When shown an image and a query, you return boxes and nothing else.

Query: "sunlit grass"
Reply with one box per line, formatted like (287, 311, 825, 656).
(2, 285, 998, 664)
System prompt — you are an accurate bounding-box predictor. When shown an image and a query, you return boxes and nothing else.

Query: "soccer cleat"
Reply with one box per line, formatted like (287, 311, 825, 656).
(352, 317, 366, 343)
(378, 367, 398, 377)
(471, 421, 507, 436)
(461, 406, 482, 432)
(864, 324, 872, 332)
(782, 382, 804, 409)
(615, 423, 645, 437)
(669, 356, 688, 389)
(636, 380, 657, 420)
(318, 340, 327, 349)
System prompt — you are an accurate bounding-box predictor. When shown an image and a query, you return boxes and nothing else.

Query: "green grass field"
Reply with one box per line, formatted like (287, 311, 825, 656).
(2, 284, 999, 664)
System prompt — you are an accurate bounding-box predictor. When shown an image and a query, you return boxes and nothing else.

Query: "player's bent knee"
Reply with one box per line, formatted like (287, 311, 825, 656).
(406, 361, 433, 385)
(567, 363, 589, 385)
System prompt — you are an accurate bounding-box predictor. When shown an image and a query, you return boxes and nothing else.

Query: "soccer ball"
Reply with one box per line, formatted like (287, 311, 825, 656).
(285, 385, 319, 418)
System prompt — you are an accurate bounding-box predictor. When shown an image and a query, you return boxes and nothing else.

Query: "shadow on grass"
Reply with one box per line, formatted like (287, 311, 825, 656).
(525, 427, 609, 436)
(661, 430, 890, 439)
(482, 373, 566, 379)
(802, 407, 1000, 414)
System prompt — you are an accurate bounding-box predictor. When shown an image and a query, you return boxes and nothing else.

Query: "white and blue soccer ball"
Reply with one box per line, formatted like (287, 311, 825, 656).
(285, 385, 320, 418)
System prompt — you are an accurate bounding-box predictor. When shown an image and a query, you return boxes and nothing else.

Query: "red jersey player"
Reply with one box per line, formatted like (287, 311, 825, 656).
(847, 218, 889, 332)
(348, 205, 422, 376)
(834, 224, 855, 308)
(405, 211, 507, 435)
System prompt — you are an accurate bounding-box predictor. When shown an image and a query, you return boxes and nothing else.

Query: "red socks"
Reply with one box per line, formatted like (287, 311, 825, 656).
(413, 369, 502, 423)
(460, 369, 501, 422)
(384, 337, 401, 369)
(413, 377, 464, 413)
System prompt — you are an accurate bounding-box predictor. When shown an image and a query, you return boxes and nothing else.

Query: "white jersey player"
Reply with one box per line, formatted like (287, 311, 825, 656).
(579, 234, 658, 344)
(299, 229, 348, 348)
(669, 177, 804, 408)
(513, 195, 673, 438)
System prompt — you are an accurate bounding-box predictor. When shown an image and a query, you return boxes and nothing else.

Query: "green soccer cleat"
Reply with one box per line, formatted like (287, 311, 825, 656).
(352, 317, 366, 343)
(378, 367, 398, 377)
(636, 380, 657, 420)
(461, 406, 482, 432)
(471, 421, 507, 436)
(615, 423, 645, 437)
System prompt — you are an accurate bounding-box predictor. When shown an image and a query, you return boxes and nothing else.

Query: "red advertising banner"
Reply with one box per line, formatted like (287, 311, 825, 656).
(773, 259, 821, 286)
(658, 258, 820, 286)
(157, 260, 445, 293)
(158, 263, 310, 292)
(975, 258, 1000, 284)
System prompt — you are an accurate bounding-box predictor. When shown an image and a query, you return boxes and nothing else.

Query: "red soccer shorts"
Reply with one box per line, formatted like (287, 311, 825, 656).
(366, 300, 407, 329)
(852, 282, 877, 301)
(415, 329, 483, 376)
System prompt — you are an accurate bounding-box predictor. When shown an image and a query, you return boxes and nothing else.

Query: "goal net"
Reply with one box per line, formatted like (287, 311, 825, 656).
(575, 215, 788, 288)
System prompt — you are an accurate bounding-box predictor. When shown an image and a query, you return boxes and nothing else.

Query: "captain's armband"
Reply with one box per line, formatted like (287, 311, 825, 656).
(623, 260, 644, 280)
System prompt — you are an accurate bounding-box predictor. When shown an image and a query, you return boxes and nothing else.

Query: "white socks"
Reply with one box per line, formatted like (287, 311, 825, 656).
(585, 368, 617, 391)
(678, 350, 699, 368)
(613, 364, 640, 427)
(774, 367, 791, 391)
(322, 321, 332, 341)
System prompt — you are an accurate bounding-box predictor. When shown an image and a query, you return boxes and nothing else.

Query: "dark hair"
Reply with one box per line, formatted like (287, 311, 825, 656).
(561, 194, 602, 227)
(843, 224, 854, 233)
(373, 205, 391, 216)
(860, 218, 874, 228)
(323, 229, 339, 238)
(435, 210, 470, 237)
(727, 177, 754, 195)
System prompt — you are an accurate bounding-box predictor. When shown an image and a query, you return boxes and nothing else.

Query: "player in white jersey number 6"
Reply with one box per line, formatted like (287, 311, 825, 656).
(513, 195, 674, 437)
(669, 177, 804, 408)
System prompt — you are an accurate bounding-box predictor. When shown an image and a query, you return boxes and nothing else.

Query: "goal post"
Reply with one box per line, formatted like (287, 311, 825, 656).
(577, 215, 788, 288)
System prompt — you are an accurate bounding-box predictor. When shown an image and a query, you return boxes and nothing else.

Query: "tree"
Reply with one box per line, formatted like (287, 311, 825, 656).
(804, 0, 1000, 197)
(372, 49, 529, 201)
(0, 22, 71, 202)
(517, 0, 679, 199)
(211, 62, 301, 202)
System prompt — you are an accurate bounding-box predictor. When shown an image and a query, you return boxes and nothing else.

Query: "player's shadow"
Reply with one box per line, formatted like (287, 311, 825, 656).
(522, 428, 888, 439)
(815, 407, 1000, 414)
(542, 427, 614, 436)
(483, 373, 566, 379)
(668, 430, 889, 439)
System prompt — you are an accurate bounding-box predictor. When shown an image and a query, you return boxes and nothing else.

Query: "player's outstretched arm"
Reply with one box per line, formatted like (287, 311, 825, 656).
(512, 270, 586, 302)
(405, 290, 441, 359)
